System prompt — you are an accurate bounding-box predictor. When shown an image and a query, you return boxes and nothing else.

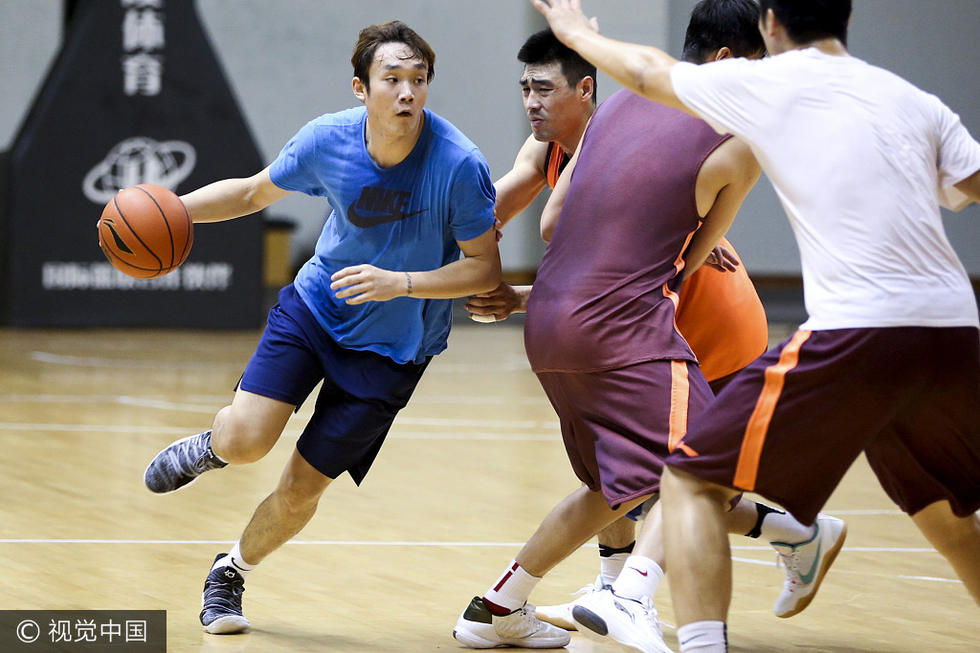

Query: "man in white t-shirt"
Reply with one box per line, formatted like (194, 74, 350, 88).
(531, 0, 980, 651)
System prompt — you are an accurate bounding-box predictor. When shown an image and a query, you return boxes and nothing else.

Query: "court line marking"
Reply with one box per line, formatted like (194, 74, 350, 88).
(0, 393, 551, 408)
(29, 352, 532, 373)
(0, 539, 943, 554)
(0, 540, 956, 584)
(827, 509, 903, 515)
(29, 352, 242, 370)
(897, 575, 962, 584)
(0, 422, 561, 442)
(0, 422, 561, 441)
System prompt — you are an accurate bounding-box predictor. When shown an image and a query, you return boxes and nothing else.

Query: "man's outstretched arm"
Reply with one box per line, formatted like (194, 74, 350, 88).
(529, 0, 694, 115)
(953, 168, 980, 205)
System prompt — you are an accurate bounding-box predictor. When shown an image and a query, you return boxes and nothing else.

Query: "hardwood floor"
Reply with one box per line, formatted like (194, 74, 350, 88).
(0, 324, 976, 651)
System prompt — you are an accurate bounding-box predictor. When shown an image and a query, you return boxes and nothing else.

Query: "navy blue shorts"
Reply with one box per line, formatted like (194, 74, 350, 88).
(238, 284, 429, 484)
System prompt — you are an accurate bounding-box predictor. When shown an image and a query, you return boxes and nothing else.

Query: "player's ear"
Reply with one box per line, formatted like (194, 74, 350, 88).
(579, 76, 595, 103)
(761, 8, 778, 37)
(714, 47, 733, 62)
(352, 77, 367, 102)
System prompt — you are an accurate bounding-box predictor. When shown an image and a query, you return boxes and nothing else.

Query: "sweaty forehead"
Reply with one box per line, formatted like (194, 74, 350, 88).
(372, 42, 425, 72)
(521, 62, 566, 85)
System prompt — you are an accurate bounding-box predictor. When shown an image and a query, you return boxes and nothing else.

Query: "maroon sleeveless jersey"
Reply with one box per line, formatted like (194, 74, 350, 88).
(525, 89, 730, 372)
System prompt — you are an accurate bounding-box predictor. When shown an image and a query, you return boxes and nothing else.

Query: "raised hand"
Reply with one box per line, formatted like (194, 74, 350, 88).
(528, 0, 597, 46)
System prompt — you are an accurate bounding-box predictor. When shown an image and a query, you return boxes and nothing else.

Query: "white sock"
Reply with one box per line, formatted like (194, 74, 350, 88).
(483, 559, 540, 613)
(755, 504, 814, 544)
(203, 430, 228, 464)
(599, 551, 630, 587)
(677, 621, 727, 652)
(212, 541, 257, 577)
(611, 555, 664, 602)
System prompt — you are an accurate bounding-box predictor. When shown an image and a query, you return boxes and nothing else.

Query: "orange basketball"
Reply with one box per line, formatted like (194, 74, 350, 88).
(98, 184, 193, 279)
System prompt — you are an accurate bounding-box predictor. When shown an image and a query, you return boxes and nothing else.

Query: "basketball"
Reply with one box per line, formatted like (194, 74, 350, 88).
(98, 184, 193, 279)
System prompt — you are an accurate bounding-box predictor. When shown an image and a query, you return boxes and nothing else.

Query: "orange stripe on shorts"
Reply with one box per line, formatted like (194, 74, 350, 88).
(668, 360, 690, 453)
(733, 329, 812, 490)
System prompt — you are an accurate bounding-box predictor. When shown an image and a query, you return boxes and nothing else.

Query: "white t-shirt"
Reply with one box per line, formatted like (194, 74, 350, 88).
(671, 49, 980, 330)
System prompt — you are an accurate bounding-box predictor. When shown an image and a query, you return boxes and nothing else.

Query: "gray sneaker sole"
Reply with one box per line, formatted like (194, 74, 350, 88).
(572, 606, 609, 637)
(574, 605, 669, 653)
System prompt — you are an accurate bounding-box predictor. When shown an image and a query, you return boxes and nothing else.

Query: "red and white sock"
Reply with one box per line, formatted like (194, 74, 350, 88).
(611, 554, 664, 601)
(482, 559, 540, 615)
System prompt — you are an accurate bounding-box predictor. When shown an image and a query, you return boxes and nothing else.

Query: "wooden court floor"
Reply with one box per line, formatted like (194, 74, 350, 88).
(0, 322, 977, 652)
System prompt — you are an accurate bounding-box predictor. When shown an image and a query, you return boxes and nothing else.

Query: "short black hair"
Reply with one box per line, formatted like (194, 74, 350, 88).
(518, 29, 597, 101)
(758, 0, 851, 45)
(351, 21, 435, 92)
(682, 0, 766, 63)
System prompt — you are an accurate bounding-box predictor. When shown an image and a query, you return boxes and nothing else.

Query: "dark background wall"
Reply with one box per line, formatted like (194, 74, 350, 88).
(2, 1, 977, 324)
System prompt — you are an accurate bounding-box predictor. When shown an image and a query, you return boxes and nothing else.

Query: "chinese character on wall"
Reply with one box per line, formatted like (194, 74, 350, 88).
(121, 0, 166, 96)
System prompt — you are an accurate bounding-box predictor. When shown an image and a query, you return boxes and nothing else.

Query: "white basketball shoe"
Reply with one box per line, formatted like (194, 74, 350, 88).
(772, 513, 847, 617)
(534, 574, 605, 630)
(572, 588, 673, 653)
(453, 596, 571, 649)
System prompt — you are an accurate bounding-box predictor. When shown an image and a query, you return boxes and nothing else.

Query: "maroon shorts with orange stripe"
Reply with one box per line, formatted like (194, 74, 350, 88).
(665, 326, 980, 525)
(536, 359, 714, 508)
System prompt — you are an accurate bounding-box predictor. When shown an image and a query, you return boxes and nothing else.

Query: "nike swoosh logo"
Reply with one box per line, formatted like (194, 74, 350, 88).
(628, 567, 649, 577)
(798, 536, 823, 584)
(347, 204, 427, 228)
(680, 633, 706, 646)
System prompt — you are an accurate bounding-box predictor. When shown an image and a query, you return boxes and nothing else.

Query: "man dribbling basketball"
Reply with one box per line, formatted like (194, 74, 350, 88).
(141, 21, 500, 635)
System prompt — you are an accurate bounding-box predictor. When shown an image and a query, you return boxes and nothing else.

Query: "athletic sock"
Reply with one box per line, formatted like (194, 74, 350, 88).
(611, 554, 664, 602)
(598, 541, 634, 587)
(204, 431, 228, 465)
(677, 621, 727, 652)
(212, 541, 257, 578)
(745, 501, 814, 543)
(482, 559, 540, 615)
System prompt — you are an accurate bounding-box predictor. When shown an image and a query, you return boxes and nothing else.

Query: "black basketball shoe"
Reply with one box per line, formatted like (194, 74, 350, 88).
(200, 555, 250, 634)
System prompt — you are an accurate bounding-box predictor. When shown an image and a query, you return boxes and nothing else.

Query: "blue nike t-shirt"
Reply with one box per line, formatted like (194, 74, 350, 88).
(269, 107, 496, 364)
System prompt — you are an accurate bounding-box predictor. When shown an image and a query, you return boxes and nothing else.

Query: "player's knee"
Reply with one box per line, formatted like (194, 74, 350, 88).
(662, 465, 732, 506)
(214, 407, 278, 463)
(916, 506, 980, 554)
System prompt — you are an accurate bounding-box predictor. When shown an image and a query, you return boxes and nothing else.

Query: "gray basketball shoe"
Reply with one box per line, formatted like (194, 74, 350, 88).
(143, 430, 227, 493)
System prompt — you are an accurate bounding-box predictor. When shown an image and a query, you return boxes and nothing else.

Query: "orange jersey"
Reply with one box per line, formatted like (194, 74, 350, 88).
(545, 142, 570, 189)
(675, 238, 768, 381)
